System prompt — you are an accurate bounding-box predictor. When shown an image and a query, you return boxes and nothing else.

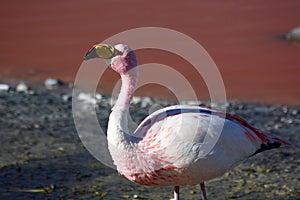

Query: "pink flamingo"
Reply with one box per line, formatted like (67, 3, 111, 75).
(84, 44, 290, 200)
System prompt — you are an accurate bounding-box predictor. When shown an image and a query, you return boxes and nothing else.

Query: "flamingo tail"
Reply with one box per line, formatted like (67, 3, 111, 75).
(223, 111, 291, 156)
(250, 129, 291, 156)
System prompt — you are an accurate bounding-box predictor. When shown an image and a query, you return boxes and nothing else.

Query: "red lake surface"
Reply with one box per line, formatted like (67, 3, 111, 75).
(0, 0, 300, 105)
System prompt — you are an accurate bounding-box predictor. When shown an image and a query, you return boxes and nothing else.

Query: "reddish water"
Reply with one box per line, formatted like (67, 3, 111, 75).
(0, 0, 300, 105)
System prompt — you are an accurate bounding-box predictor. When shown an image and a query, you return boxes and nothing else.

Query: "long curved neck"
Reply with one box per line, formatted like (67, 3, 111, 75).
(107, 68, 138, 148)
(113, 70, 138, 111)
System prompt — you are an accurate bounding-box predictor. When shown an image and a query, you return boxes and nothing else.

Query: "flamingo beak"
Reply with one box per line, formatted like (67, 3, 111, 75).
(84, 44, 115, 60)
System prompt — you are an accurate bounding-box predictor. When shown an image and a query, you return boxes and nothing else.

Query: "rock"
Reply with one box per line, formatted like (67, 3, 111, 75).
(27, 90, 35, 95)
(57, 147, 65, 153)
(44, 78, 63, 89)
(33, 124, 40, 129)
(181, 100, 202, 106)
(286, 27, 300, 41)
(280, 117, 294, 124)
(257, 166, 271, 173)
(273, 124, 282, 130)
(132, 96, 142, 104)
(95, 93, 103, 101)
(100, 192, 107, 197)
(16, 82, 29, 92)
(291, 109, 298, 115)
(282, 106, 288, 113)
(62, 94, 71, 102)
(0, 84, 10, 91)
(77, 93, 97, 104)
(141, 97, 152, 108)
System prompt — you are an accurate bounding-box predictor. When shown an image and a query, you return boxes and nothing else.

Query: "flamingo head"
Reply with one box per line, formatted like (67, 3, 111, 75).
(85, 44, 138, 74)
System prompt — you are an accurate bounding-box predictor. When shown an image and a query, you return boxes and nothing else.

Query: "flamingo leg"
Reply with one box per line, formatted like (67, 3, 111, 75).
(174, 185, 180, 200)
(200, 182, 207, 200)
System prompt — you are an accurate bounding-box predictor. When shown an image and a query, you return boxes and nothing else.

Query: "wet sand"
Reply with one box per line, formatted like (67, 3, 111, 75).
(0, 89, 299, 199)
(0, 0, 300, 105)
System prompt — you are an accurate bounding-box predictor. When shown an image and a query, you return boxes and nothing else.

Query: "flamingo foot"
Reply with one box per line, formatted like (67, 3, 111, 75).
(200, 182, 207, 200)
(174, 185, 180, 200)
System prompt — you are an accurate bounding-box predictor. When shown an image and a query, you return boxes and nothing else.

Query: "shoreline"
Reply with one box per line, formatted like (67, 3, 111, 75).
(1, 77, 299, 107)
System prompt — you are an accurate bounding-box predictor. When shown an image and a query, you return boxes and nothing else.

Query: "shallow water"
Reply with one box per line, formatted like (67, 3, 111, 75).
(0, 1, 300, 105)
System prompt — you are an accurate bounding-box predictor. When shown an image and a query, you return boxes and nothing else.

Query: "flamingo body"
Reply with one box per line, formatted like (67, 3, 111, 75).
(85, 43, 289, 199)
(108, 105, 287, 186)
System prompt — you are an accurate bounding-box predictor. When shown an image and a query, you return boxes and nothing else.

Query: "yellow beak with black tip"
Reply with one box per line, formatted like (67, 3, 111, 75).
(84, 44, 115, 60)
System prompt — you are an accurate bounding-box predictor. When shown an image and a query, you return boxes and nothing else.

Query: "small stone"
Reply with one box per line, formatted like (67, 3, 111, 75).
(291, 109, 298, 115)
(190, 190, 196, 194)
(0, 84, 10, 91)
(181, 100, 202, 105)
(77, 93, 97, 104)
(286, 27, 300, 41)
(45, 78, 62, 89)
(237, 104, 244, 110)
(282, 106, 288, 113)
(16, 82, 29, 92)
(62, 94, 71, 102)
(95, 93, 102, 100)
(281, 117, 294, 124)
(257, 167, 270, 173)
(100, 192, 107, 197)
(273, 124, 281, 130)
(33, 124, 40, 129)
(71, 187, 77, 193)
(27, 90, 35, 95)
(224, 172, 230, 177)
(249, 173, 257, 179)
(141, 97, 152, 108)
(132, 96, 142, 104)
(57, 147, 65, 152)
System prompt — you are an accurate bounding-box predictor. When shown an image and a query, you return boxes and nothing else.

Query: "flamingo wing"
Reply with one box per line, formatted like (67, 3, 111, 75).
(120, 105, 289, 185)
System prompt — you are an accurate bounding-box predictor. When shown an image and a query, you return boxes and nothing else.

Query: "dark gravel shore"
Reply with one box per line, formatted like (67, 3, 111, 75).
(0, 87, 299, 200)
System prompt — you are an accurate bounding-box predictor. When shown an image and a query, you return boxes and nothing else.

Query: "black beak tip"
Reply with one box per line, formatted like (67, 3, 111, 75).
(84, 47, 97, 61)
(83, 55, 90, 61)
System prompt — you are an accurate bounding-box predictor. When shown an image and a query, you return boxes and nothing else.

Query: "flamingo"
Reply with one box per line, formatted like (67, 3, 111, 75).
(84, 43, 290, 200)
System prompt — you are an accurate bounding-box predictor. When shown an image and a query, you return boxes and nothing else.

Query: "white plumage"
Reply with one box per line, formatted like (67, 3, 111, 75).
(84, 43, 290, 200)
